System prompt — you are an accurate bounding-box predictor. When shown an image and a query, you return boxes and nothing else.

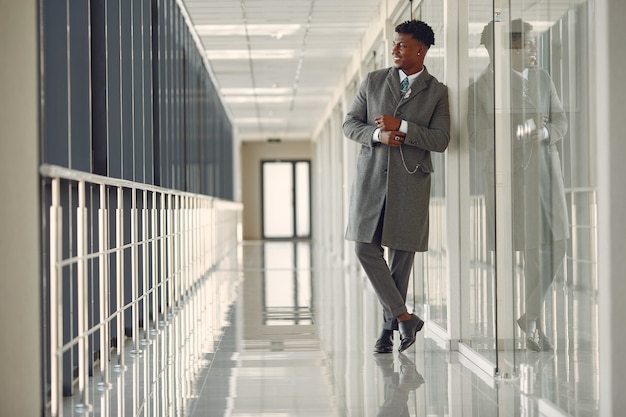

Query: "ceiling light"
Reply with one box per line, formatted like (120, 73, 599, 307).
(195, 24, 301, 37)
(205, 50, 295, 60)
(222, 88, 293, 95)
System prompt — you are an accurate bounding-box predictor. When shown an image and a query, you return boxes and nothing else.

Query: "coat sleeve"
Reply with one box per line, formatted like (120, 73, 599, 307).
(343, 74, 378, 147)
(545, 74, 568, 145)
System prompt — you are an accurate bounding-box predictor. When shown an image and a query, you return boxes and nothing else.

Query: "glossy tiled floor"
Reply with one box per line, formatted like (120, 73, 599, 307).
(62, 241, 596, 416)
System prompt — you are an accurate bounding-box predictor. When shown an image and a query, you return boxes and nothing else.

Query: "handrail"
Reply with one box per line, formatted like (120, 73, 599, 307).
(40, 164, 242, 416)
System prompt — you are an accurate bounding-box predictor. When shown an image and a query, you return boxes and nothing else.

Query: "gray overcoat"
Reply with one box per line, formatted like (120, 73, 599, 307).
(343, 66, 450, 252)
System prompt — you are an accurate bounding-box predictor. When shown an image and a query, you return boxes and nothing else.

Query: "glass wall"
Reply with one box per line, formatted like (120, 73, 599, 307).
(464, 0, 499, 366)
(414, 0, 450, 333)
(463, 0, 598, 414)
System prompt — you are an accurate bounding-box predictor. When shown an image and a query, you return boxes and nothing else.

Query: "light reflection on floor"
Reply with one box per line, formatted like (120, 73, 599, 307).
(62, 241, 597, 417)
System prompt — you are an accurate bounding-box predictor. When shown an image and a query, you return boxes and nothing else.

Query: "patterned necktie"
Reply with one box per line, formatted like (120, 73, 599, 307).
(400, 77, 410, 96)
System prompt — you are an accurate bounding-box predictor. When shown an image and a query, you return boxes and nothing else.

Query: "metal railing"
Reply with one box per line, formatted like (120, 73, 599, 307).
(40, 164, 242, 417)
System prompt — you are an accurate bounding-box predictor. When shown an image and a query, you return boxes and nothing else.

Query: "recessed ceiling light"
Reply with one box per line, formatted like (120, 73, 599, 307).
(196, 24, 301, 37)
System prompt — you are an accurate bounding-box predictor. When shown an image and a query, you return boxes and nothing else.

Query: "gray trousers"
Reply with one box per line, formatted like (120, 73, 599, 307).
(354, 213, 416, 331)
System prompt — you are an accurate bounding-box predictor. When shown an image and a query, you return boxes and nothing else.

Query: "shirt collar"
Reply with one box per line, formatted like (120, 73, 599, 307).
(399, 68, 424, 84)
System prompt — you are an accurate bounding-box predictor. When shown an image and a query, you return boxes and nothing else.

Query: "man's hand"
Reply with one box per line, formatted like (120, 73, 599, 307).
(531, 113, 549, 142)
(374, 115, 402, 132)
(379, 131, 406, 147)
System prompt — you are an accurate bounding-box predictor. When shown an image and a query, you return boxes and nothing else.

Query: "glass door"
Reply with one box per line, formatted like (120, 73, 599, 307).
(262, 160, 311, 239)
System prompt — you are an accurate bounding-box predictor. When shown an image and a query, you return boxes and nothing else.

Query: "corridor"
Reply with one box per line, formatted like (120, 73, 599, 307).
(58, 241, 593, 417)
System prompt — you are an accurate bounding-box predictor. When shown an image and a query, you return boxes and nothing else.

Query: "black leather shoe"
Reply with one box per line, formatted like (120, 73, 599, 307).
(517, 315, 553, 352)
(526, 330, 554, 352)
(374, 329, 394, 354)
(398, 314, 424, 353)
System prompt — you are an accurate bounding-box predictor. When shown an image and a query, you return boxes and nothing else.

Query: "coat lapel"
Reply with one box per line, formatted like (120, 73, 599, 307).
(385, 68, 401, 101)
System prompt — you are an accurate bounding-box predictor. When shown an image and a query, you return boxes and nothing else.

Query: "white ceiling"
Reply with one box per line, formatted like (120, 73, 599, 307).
(182, 0, 383, 142)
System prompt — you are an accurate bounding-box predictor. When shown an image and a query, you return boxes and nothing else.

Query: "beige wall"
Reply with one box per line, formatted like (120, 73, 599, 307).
(0, 1, 42, 415)
(240, 141, 313, 240)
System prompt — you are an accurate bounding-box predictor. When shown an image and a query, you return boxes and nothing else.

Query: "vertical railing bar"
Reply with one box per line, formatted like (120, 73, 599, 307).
(182, 195, 187, 302)
(75, 180, 93, 412)
(184, 196, 188, 295)
(114, 186, 127, 371)
(130, 187, 142, 357)
(173, 194, 179, 311)
(151, 191, 160, 335)
(160, 192, 167, 325)
(141, 189, 151, 345)
(196, 198, 201, 361)
(178, 195, 183, 310)
(50, 177, 63, 417)
(97, 183, 112, 390)
(190, 197, 196, 372)
(198, 199, 204, 361)
(167, 194, 174, 317)
(182, 195, 189, 388)
(172, 194, 178, 311)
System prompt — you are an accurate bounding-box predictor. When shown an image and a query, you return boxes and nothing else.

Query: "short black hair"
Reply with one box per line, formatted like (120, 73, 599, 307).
(510, 18, 533, 44)
(395, 20, 435, 48)
(480, 19, 533, 49)
(480, 21, 495, 48)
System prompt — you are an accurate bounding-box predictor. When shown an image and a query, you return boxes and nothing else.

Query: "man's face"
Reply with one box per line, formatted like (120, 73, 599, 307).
(392, 32, 425, 75)
(511, 33, 537, 70)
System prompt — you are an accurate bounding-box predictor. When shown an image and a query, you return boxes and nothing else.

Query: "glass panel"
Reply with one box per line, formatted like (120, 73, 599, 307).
(295, 161, 311, 238)
(463, 5, 599, 411)
(508, 1, 599, 414)
(263, 162, 294, 238)
(464, 0, 498, 365)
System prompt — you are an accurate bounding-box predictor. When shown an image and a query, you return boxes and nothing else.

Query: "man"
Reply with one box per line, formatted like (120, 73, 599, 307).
(343, 20, 450, 354)
(468, 20, 569, 351)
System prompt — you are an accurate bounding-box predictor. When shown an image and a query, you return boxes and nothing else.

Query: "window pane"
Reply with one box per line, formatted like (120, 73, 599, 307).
(263, 162, 294, 238)
(295, 162, 310, 237)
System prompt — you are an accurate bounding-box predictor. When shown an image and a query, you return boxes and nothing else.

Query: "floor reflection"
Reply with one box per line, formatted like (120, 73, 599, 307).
(61, 240, 597, 416)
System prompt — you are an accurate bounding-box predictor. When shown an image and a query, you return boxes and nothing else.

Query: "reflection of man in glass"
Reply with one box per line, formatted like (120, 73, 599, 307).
(468, 20, 569, 351)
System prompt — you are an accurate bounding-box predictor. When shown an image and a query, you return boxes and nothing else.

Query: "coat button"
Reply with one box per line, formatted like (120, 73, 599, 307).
(383, 169, 388, 174)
